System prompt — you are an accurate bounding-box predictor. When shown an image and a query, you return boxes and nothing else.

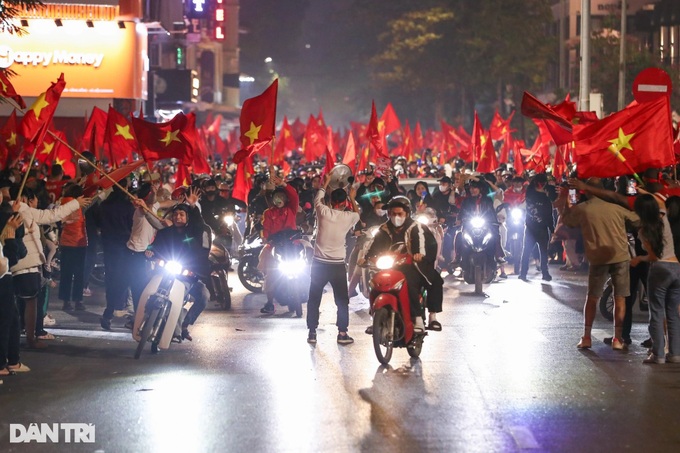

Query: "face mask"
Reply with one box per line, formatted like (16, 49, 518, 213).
(375, 209, 387, 217)
(391, 216, 405, 227)
(8, 176, 15, 183)
(439, 185, 448, 193)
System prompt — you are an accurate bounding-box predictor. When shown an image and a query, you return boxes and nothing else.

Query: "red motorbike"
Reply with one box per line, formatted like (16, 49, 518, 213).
(368, 252, 427, 365)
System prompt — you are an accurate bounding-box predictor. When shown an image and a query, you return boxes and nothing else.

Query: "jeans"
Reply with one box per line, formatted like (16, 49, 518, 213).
(647, 261, 680, 358)
(520, 226, 550, 278)
(183, 280, 209, 328)
(126, 250, 151, 312)
(306, 260, 350, 332)
(0, 275, 20, 367)
(623, 262, 649, 341)
(58, 246, 86, 303)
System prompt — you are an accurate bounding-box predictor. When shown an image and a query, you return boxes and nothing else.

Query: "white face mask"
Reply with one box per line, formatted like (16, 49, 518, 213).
(375, 209, 387, 217)
(439, 185, 448, 193)
(8, 176, 15, 183)
(391, 216, 405, 227)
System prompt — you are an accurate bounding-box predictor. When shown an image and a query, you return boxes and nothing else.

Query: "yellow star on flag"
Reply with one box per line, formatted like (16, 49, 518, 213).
(284, 129, 291, 138)
(31, 92, 50, 119)
(55, 157, 66, 167)
(480, 134, 488, 147)
(40, 141, 55, 155)
(7, 132, 17, 147)
(378, 120, 385, 133)
(160, 129, 181, 146)
(0, 79, 6, 92)
(608, 128, 635, 152)
(244, 122, 261, 145)
(115, 123, 135, 140)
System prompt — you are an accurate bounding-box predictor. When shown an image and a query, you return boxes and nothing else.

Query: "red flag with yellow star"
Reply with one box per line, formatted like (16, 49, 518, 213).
(574, 95, 674, 178)
(131, 112, 193, 164)
(82, 106, 108, 160)
(19, 73, 65, 146)
(0, 71, 26, 109)
(232, 156, 254, 204)
(489, 110, 515, 141)
(342, 130, 357, 171)
(239, 79, 278, 151)
(380, 102, 401, 137)
(175, 164, 192, 189)
(0, 110, 21, 168)
(105, 105, 138, 166)
(31, 129, 76, 177)
(476, 127, 498, 173)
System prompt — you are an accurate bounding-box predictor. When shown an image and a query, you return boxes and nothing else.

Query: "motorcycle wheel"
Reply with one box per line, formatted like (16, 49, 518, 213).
(237, 258, 263, 293)
(372, 308, 393, 365)
(90, 251, 106, 287)
(474, 265, 483, 294)
(599, 281, 614, 322)
(407, 336, 423, 358)
(134, 307, 160, 360)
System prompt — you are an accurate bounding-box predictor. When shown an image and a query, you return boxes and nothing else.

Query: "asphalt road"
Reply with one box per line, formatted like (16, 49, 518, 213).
(1, 264, 678, 453)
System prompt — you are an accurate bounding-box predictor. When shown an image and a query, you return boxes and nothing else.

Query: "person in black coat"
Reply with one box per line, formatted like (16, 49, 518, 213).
(519, 173, 555, 282)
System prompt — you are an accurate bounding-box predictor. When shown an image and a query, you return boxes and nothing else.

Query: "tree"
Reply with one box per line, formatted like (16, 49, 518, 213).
(0, 1, 43, 36)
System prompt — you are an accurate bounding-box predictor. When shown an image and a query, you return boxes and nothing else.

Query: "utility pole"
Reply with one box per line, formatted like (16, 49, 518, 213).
(579, 0, 591, 111)
(617, 0, 627, 110)
(559, 0, 567, 90)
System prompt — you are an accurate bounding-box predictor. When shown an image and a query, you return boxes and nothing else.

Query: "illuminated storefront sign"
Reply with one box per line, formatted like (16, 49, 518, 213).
(214, 0, 225, 41)
(0, 19, 148, 99)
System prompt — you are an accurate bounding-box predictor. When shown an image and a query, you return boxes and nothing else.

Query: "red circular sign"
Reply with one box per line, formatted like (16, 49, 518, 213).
(633, 68, 672, 103)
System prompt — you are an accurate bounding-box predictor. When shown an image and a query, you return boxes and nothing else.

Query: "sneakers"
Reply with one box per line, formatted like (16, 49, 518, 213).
(641, 338, 653, 348)
(75, 302, 86, 311)
(499, 272, 508, 279)
(43, 314, 56, 326)
(181, 328, 193, 342)
(337, 333, 354, 345)
(413, 317, 425, 333)
(611, 338, 626, 350)
(643, 353, 665, 364)
(542, 274, 552, 282)
(577, 336, 592, 349)
(82, 287, 92, 297)
(100, 317, 112, 331)
(307, 330, 317, 344)
(666, 354, 680, 363)
(518, 275, 529, 282)
(260, 303, 275, 315)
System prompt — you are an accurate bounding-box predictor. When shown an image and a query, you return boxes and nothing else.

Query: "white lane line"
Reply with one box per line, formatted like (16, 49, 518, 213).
(49, 329, 133, 342)
(508, 425, 541, 449)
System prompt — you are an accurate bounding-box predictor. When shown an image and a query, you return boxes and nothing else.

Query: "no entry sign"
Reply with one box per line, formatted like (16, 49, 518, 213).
(633, 68, 672, 103)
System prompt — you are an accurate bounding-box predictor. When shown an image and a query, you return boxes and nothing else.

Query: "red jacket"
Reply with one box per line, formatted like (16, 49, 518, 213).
(262, 184, 299, 239)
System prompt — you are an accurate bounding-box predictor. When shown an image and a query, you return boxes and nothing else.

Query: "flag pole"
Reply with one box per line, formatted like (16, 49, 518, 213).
(15, 145, 39, 202)
(607, 144, 643, 186)
(46, 131, 160, 218)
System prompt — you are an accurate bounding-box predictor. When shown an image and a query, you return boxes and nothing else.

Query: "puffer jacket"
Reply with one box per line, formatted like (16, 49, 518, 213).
(10, 199, 80, 273)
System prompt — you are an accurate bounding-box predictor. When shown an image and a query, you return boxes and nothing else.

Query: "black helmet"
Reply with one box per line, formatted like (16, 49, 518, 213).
(386, 195, 412, 215)
(170, 203, 191, 217)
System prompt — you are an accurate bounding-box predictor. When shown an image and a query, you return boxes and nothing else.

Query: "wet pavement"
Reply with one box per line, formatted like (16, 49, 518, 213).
(1, 264, 679, 452)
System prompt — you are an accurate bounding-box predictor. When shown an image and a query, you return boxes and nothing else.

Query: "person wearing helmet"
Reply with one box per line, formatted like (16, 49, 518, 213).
(364, 195, 444, 332)
(144, 191, 211, 341)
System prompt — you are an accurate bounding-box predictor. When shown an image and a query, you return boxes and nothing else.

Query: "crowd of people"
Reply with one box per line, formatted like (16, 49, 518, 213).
(2, 148, 680, 382)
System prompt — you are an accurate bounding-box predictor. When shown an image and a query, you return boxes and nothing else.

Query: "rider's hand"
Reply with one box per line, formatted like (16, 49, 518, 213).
(145, 250, 154, 259)
(186, 187, 200, 206)
(413, 253, 424, 262)
(76, 196, 92, 208)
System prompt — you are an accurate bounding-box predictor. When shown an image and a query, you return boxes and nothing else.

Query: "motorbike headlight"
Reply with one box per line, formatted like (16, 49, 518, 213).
(279, 259, 306, 277)
(470, 217, 485, 229)
(163, 260, 183, 275)
(482, 233, 493, 245)
(376, 255, 395, 270)
(511, 208, 522, 221)
(416, 215, 429, 225)
(223, 215, 235, 227)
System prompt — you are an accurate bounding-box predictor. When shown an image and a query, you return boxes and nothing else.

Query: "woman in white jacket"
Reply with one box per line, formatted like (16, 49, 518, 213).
(9, 187, 90, 349)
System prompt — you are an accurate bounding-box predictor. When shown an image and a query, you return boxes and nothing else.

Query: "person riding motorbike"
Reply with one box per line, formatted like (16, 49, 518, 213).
(258, 170, 300, 314)
(199, 178, 245, 233)
(364, 196, 444, 332)
(452, 176, 504, 267)
(145, 200, 211, 341)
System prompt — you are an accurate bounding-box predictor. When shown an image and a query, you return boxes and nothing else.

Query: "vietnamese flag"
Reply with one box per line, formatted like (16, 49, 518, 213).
(357, 146, 370, 172)
(82, 106, 108, 160)
(83, 159, 146, 194)
(239, 78, 278, 151)
(0, 71, 26, 109)
(401, 121, 414, 162)
(380, 102, 401, 136)
(232, 155, 254, 204)
(35, 130, 76, 178)
(489, 110, 515, 141)
(105, 105, 138, 166)
(131, 112, 193, 164)
(321, 147, 335, 176)
(573, 95, 674, 178)
(476, 128, 498, 173)
(521, 91, 573, 145)
(413, 122, 424, 155)
(0, 110, 21, 166)
(19, 73, 66, 147)
(302, 114, 326, 162)
(342, 130, 357, 171)
(175, 164, 192, 189)
(366, 101, 387, 158)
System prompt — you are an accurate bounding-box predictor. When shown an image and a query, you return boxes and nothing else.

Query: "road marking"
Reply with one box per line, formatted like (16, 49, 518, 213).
(508, 426, 541, 449)
(50, 328, 132, 342)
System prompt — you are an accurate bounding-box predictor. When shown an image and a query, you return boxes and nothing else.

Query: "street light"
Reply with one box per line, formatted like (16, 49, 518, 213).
(264, 57, 272, 63)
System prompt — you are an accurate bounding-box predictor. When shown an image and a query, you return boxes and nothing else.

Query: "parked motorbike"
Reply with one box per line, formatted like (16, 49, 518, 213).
(600, 278, 648, 321)
(133, 258, 197, 359)
(460, 215, 498, 294)
(367, 251, 427, 365)
(506, 206, 525, 275)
